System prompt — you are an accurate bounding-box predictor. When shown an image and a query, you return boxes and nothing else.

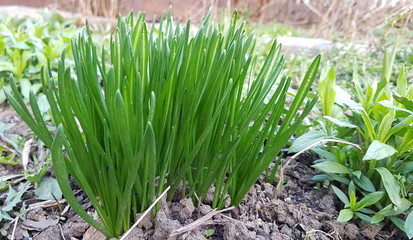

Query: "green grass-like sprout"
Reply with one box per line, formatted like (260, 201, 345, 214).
(5, 11, 320, 238)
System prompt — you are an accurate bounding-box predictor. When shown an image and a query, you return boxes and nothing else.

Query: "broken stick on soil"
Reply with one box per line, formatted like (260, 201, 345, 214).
(169, 206, 235, 237)
(119, 186, 171, 240)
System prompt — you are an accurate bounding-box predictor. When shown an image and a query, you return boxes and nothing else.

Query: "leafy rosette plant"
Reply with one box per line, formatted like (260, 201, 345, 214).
(0, 12, 80, 103)
(5, 10, 319, 238)
(291, 49, 413, 238)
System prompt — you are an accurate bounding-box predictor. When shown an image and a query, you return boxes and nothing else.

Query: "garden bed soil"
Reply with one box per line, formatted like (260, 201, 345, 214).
(0, 103, 31, 139)
(0, 103, 408, 240)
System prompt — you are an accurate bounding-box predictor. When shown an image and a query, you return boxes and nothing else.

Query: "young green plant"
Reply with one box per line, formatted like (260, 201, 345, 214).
(5, 11, 319, 237)
(291, 50, 413, 238)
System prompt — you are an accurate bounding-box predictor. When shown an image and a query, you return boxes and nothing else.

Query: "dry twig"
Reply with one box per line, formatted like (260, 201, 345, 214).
(169, 206, 235, 237)
(22, 139, 33, 171)
(119, 186, 171, 240)
(28, 199, 67, 210)
(11, 216, 19, 240)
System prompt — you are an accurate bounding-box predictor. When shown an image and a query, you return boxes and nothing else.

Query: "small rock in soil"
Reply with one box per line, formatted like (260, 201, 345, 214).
(33, 225, 61, 240)
(62, 215, 89, 238)
(135, 212, 153, 230)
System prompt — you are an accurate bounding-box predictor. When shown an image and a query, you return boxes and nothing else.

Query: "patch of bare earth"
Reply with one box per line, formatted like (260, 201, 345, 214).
(0, 103, 30, 138)
(3, 153, 408, 239)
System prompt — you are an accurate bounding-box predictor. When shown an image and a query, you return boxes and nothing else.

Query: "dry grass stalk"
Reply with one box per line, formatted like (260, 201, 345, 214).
(73, 0, 119, 18)
(237, 0, 413, 40)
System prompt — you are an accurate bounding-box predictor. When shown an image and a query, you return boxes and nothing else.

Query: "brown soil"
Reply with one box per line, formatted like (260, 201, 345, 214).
(0, 104, 408, 240)
(0, 103, 30, 138)
(1, 157, 408, 239)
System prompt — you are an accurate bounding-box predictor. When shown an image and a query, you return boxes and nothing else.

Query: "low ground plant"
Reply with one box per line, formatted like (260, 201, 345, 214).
(0, 11, 112, 104)
(5, 10, 319, 237)
(0, 11, 82, 103)
(291, 51, 413, 238)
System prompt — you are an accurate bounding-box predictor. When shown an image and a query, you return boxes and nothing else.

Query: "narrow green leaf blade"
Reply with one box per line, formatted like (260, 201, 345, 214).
(318, 67, 336, 116)
(331, 185, 350, 207)
(405, 210, 413, 238)
(289, 131, 331, 153)
(354, 191, 384, 211)
(51, 125, 111, 237)
(313, 161, 351, 174)
(324, 116, 357, 129)
(375, 167, 402, 207)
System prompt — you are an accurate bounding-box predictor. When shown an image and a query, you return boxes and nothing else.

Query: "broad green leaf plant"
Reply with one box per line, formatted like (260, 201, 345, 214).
(0, 11, 81, 103)
(5, 11, 319, 238)
(291, 44, 413, 238)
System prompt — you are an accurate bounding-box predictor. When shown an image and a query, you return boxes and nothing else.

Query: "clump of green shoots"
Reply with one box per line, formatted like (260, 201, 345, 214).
(5, 10, 319, 238)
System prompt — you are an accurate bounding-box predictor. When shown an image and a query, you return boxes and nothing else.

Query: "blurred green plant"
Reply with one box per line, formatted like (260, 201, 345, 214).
(5, 10, 319, 237)
(0, 11, 81, 103)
